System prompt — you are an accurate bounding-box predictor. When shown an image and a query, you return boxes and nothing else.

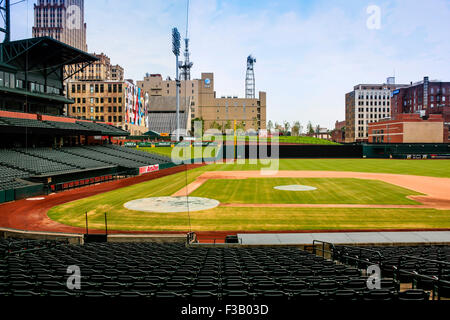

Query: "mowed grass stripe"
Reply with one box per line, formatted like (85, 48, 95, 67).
(190, 178, 422, 205)
(48, 207, 450, 231)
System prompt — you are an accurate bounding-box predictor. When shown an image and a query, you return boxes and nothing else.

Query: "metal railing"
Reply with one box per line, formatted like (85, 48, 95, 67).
(311, 241, 449, 300)
(394, 254, 450, 300)
(312, 240, 383, 270)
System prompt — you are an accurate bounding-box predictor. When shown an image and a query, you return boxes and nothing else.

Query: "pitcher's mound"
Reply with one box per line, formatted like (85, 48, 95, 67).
(274, 185, 317, 191)
(124, 196, 220, 213)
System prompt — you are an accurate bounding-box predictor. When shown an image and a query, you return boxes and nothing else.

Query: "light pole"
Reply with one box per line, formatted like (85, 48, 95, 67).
(172, 27, 181, 142)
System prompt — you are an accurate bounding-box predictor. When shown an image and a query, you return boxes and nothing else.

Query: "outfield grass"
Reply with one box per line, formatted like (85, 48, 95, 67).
(207, 159, 450, 178)
(138, 150, 450, 178)
(190, 178, 422, 205)
(47, 161, 450, 232)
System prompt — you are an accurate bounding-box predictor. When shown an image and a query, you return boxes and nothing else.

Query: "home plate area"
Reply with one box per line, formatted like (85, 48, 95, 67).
(124, 196, 220, 213)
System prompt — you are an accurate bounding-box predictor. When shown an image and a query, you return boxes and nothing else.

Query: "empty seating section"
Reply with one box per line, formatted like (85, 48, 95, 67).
(0, 149, 76, 175)
(17, 148, 111, 169)
(106, 144, 171, 163)
(44, 121, 91, 132)
(0, 165, 30, 191)
(0, 117, 54, 129)
(0, 242, 434, 300)
(333, 245, 450, 296)
(76, 121, 128, 135)
(0, 165, 29, 181)
(0, 145, 172, 193)
(0, 115, 128, 136)
(61, 147, 149, 168)
(92, 145, 170, 165)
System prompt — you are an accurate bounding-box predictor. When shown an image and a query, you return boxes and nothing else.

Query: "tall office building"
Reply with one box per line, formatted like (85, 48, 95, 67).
(33, 0, 88, 52)
(345, 78, 407, 143)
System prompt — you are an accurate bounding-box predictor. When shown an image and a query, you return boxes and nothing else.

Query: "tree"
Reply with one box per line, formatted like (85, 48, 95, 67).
(236, 121, 246, 131)
(210, 121, 223, 132)
(267, 120, 273, 133)
(291, 121, 302, 136)
(307, 121, 314, 136)
(283, 121, 291, 135)
(224, 120, 232, 132)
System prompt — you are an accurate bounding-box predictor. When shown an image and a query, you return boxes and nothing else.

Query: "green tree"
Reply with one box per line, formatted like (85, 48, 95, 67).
(267, 120, 273, 133)
(307, 121, 314, 136)
(291, 121, 302, 136)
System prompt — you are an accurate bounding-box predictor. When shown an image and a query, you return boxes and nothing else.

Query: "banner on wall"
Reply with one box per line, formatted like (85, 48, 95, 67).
(125, 80, 147, 128)
(139, 164, 160, 175)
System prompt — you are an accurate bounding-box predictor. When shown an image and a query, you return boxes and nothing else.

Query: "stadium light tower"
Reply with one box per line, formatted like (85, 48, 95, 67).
(0, 0, 11, 43)
(245, 55, 256, 99)
(172, 27, 181, 142)
(179, 0, 193, 81)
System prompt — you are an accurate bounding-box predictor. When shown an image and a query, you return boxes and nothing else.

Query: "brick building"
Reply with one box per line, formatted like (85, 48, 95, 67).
(67, 80, 148, 135)
(391, 76, 450, 123)
(368, 114, 446, 143)
(138, 72, 266, 132)
(331, 120, 345, 143)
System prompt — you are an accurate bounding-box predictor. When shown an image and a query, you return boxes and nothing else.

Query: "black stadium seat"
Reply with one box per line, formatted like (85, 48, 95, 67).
(0, 239, 445, 301)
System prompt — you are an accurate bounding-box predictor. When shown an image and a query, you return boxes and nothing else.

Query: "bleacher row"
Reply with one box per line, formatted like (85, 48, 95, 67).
(0, 241, 442, 300)
(333, 245, 450, 294)
(0, 117, 128, 136)
(0, 145, 171, 191)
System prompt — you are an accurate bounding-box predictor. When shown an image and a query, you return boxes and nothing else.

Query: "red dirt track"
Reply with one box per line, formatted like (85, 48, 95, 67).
(0, 164, 204, 235)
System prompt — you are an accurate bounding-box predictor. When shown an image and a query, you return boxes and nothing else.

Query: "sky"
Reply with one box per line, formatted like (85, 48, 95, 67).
(9, 0, 450, 130)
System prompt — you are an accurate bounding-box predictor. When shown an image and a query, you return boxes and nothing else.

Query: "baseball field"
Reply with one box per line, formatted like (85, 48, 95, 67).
(46, 159, 450, 232)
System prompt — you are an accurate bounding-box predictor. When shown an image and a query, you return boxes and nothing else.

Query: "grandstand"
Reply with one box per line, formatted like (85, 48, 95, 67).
(0, 145, 172, 200)
(0, 239, 445, 301)
(0, 36, 175, 204)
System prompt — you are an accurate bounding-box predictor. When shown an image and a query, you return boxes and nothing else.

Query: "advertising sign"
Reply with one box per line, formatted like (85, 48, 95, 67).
(139, 164, 159, 175)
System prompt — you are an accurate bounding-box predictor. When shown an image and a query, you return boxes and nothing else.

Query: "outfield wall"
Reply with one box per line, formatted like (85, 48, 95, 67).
(219, 144, 363, 159)
(363, 143, 450, 159)
(218, 143, 450, 159)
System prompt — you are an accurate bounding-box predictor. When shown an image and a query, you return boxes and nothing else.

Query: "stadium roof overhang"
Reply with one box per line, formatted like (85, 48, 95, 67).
(0, 36, 98, 80)
(0, 86, 74, 104)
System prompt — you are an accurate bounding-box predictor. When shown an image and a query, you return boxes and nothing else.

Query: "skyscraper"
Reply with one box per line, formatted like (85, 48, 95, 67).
(32, 0, 87, 52)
